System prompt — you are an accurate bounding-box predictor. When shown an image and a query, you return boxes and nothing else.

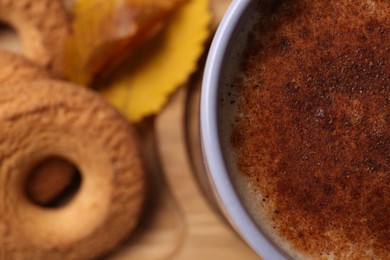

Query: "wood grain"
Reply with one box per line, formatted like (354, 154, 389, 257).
(155, 84, 258, 259)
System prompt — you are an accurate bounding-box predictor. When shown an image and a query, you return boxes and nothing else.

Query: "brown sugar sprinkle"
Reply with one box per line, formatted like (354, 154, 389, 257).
(231, 0, 389, 258)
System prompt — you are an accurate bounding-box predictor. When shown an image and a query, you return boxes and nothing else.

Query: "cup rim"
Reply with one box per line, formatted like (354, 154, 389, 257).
(200, 1, 287, 259)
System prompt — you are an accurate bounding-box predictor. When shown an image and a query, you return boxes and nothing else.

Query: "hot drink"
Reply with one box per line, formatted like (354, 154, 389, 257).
(219, 0, 389, 258)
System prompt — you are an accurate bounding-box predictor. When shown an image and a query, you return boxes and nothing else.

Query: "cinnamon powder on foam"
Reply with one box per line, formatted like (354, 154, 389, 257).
(228, 0, 389, 258)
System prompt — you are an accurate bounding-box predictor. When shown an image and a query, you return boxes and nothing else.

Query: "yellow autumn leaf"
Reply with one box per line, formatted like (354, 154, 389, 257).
(99, 0, 211, 122)
(64, 0, 185, 85)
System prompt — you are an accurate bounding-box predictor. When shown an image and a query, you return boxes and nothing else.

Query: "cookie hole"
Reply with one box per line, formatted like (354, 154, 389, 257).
(0, 23, 21, 53)
(25, 157, 82, 208)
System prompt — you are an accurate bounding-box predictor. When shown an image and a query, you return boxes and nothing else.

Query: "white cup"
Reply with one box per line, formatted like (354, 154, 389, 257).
(200, 1, 288, 259)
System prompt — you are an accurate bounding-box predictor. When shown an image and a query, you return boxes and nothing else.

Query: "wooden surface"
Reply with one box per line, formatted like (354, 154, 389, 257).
(109, 83, 258, 260)
(155, 84, 259, 260)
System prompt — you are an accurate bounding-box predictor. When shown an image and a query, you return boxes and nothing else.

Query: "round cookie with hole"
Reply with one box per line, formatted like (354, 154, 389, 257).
(0, 80, 146, 259)
(0, 49, 77, 206)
